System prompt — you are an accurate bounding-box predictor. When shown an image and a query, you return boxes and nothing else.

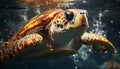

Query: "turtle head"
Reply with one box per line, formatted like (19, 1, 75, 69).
(47, 9, 89, 44)
(64, 9, 89, 31)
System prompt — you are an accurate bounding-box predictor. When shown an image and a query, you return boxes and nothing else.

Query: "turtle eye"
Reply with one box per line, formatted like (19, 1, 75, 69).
(64, 11, 74, 21)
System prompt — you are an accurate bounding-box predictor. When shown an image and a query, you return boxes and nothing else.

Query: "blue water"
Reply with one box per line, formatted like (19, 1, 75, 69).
(0, 0, 120, 69)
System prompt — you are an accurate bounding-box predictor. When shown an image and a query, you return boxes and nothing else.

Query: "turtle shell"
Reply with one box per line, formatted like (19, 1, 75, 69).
(10, 9, 63, 41)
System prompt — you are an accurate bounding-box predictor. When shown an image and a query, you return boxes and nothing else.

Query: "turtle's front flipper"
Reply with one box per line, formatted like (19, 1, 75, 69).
(79, 32, 117, 54)
(0, 33, 43, 63)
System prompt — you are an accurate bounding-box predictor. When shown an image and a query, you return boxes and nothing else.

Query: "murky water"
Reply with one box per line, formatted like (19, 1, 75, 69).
(0, 0, 120, 69)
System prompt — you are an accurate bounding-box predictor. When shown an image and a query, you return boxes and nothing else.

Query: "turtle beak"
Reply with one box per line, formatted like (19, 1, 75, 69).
(79, 10, 89, 28)
(71, 9, 89, 29)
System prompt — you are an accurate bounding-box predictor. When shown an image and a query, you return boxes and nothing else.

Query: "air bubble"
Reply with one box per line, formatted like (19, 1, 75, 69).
(111, 28, 114, 30)
(118, 32, 120, 34)
(35, 8, 41, 14)
(99, 13, 103, 17)
(82, 0, 86, 3)
(110, 20, 114, 24)
(75, 66, 78, 69)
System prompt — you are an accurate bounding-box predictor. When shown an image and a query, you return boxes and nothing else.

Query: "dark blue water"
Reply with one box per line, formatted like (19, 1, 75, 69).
(0, 0, 120, 69)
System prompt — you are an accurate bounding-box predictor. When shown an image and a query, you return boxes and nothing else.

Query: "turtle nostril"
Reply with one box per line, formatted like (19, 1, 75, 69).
(80, 12, 88, 15)
(80, 10, 88, 16)
(80, 12, 84, 14)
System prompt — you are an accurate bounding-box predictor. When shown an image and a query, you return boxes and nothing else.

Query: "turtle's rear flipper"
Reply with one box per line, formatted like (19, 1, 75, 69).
(0, 33, 43, 63)
(79, 32, 117, 54)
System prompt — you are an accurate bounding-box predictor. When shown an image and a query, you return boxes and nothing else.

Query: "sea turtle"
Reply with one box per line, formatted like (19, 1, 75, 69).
(0, 9, 117, 62)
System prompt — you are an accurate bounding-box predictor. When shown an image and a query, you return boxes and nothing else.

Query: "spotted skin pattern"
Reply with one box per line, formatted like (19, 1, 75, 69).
(0, 9, 117, 63)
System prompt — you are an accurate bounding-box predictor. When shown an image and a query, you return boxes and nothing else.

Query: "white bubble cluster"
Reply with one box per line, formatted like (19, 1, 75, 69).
(20, 10, 29, 23)
(90, 11, 106, 37)
(72, 44, 92, 68)
(34, 8, 41, 14)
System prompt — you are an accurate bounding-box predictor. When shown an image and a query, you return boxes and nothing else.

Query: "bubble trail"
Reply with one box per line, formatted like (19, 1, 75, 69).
(72, 10, 109, 68)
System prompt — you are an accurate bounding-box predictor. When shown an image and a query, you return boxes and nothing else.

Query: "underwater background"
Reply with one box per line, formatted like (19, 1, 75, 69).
(0, 0, 120, 69)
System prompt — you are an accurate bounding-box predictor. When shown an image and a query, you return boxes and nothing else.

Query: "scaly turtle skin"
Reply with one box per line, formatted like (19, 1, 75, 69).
(0, 9, 117, 62)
